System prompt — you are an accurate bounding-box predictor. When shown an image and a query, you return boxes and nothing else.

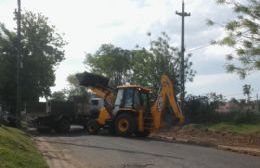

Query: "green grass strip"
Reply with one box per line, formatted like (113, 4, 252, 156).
(0, 126, 48, 168)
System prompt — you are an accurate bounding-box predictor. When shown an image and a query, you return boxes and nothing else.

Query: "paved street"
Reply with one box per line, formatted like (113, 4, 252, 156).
(35, 128, 260, 168)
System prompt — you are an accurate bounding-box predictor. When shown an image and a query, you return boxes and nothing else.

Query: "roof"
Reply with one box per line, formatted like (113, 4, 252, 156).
(117, 85, 151, 93)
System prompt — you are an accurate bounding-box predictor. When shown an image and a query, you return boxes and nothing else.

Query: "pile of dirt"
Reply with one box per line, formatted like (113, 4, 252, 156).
(76, 72, 109, 88)
(152, 125, 260, 148)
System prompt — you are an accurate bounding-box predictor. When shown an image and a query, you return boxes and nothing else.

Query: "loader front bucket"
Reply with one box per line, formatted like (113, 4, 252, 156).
(76, 72, 109, 88)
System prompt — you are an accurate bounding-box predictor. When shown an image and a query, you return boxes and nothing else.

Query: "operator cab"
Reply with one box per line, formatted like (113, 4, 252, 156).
(113, 85, 151, 115)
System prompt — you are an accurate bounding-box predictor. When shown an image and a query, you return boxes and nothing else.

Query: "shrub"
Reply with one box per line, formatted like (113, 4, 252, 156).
(184, 95, 260, 124)
(233, 111, 260, 124)
(184, 95, 216, 123)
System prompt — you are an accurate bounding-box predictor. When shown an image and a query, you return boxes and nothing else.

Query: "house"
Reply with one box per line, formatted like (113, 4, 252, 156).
(216, 101, 259, 113)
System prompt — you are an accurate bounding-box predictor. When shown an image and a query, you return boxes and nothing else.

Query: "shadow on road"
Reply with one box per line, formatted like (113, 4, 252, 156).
(30, 125, 148, 139)
(29, 125, 184, 145)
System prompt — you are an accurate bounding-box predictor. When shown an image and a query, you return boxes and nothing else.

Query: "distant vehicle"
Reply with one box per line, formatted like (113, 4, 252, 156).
(89, 98, 104, 111)
(31, 97, 104, 133)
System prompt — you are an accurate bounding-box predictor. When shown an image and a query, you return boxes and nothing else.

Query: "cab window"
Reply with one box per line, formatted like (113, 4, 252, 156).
(141, 92, 149, 111)
(91, 100, 99, 106)
(134, 90, 141, 108)
(124, 89, 134, 108)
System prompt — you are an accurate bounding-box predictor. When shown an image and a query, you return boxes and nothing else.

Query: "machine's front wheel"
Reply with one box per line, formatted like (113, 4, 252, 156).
(115, 113, 136, 137)
(87, 119, 100, 135)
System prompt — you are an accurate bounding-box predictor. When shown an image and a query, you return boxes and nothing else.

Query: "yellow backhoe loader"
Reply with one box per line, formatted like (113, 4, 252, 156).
(77, 72, 185, 137)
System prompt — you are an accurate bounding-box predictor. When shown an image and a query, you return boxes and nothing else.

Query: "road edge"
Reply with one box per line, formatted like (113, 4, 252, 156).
(150, 135, 260, 157)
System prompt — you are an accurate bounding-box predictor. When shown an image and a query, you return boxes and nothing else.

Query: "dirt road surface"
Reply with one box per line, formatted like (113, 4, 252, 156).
(34, 127, 260, 168)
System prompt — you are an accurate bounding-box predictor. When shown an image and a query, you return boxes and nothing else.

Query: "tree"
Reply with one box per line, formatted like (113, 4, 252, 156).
(131, 32, 195, 97)
(206, 92, 226, 109)
(229, 97, 239, 104)
(84, 32, 195, 98)
(243, 84, 252, 102)
(84, 44, 132, 86)
(0, 11, 66, 112)
(66, 74, 90, 100)
(0, 24, 17, 112)
(208, 0, 260, 78)
(51, 91, 67, 102)
(20, 11, 66, 101)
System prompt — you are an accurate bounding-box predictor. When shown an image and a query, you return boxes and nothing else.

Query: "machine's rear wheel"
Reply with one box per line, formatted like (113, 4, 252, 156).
(87, 119, 100, 135)
(115, 113, 136, 137)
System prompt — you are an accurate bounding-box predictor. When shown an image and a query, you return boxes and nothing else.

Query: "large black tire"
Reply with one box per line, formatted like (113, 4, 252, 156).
(55, 118, 70, 133)
(115, 113, 136, 137)
(87, 119, 100, 135)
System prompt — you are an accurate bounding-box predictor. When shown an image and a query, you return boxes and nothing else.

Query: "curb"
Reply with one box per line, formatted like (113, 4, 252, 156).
(150, 135, 216, 147)
(150, 135, 260, 157)
(217, 145, 260, 157)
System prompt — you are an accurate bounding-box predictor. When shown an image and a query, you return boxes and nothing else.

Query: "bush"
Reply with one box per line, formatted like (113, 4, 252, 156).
(184, 95, 260, 124)
(233, 111, 260, 124)
(184, 95, 216, 123)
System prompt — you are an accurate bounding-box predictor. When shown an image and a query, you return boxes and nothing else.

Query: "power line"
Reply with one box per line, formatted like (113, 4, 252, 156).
(187, 44, 211, 52)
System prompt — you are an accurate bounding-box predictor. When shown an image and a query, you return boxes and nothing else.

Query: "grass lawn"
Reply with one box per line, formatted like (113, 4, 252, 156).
(205, 122, 260, 135)
(0, 126, 48, 168)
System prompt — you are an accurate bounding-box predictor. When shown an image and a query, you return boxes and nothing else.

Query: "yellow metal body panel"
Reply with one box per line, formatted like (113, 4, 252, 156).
(96, 107, 111, 125)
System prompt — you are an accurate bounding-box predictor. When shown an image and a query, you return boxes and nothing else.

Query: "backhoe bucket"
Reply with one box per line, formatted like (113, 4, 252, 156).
(76, 72, 109, 88)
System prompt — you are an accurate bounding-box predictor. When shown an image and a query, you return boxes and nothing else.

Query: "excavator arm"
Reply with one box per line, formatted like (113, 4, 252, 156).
(151, 74, 185, 129)
(89, 87, 115, 111)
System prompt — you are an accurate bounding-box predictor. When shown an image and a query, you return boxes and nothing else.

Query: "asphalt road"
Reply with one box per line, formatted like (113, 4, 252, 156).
(35, 127, 260, 168)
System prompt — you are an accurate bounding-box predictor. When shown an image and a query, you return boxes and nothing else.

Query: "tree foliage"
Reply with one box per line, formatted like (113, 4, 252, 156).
(66, 74, 90, 100)
(84, 32, 195, 97)
(20, 12, 66, 100)
(242, 84, 252, 102)
(85, 44, 131, 86)
(0, 11, 66, 111)
(0, 25, 17, 109)
(209, 0, 260, 78)
(131, 32, 195, 96)
(51, 91, 67, 102)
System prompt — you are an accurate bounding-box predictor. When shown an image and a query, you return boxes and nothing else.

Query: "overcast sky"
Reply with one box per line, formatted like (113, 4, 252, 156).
(0, 0, 259, 99)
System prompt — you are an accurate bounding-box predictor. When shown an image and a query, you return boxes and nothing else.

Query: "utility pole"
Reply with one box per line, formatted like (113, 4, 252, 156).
(176, 0, 190, 111)
(257, 94, 259, 113)
(16, 0, 21, 126)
